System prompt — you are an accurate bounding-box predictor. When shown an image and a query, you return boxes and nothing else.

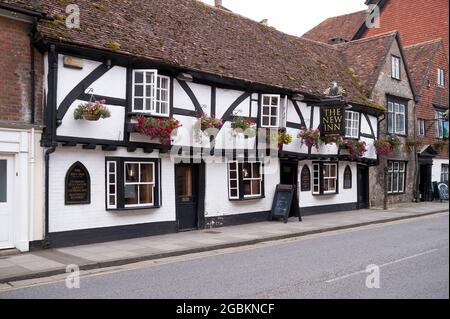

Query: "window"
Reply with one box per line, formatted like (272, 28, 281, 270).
(387, 100, 406, 135)
(261, 94, 280, 128)
(435, 109, 445, 139)
(343, 165, 352, 189)
(345, 111, 360, 138)
(442, 164, 449, 183)
(312, 162, 338, 195)
(132, 70, 170, 116)
(106, 158, 160, 210)
(227, 161, 264, 200)
(387, 161, 406, 194)
(437, 68, 445, 87)
(391, 55, 401, 80)
(418, 119, 426, 137)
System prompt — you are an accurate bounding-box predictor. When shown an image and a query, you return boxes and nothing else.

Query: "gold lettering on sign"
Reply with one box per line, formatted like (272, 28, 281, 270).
(321, 106, 343, 135)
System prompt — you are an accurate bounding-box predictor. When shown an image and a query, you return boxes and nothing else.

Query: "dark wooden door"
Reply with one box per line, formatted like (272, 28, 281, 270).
(357, 165, 369, 209)
(419, 164, 433, 202)
(175, 164, 199, 231)
(280, 162, 298, 187)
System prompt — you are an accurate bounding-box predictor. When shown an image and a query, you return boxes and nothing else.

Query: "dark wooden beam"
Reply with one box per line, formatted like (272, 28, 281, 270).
(82, 144, 96, 150)
(102, 145, 118, 151)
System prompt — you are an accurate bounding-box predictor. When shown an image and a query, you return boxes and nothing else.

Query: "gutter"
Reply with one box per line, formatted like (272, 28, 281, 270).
(0, 3, 46, 19)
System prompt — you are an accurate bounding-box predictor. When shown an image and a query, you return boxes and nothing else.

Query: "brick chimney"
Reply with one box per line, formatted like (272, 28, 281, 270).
(215, 0, 222, 7)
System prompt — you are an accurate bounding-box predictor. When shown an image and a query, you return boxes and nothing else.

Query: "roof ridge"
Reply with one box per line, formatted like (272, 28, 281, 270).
(336, 30, 398, 46)
(322, 9, 368, 21)
(404, 38, 443, 49)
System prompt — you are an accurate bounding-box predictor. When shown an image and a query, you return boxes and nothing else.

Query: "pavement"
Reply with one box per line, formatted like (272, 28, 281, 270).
(0, 201, 448, 284)
(0, 211, 448, 298)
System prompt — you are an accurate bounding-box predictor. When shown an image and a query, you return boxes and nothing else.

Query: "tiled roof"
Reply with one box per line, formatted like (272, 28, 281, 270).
(337, 32, 398, 96)
(302, 10, 368, 44)
(0, 0, 386, 110)
(404, 39, 444, 95)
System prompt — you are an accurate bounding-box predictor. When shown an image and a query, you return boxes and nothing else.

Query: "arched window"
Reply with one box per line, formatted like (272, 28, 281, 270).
(343, 165, 352, 189)
(300, 165, 311, 192)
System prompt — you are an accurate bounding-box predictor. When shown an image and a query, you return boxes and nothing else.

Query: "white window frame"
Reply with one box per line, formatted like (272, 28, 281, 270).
(322, 163, 338, 194)
(435, 110, 445, 139)
(242, 161, 263, 198)
(388, 161, 406, 194)
(441, 164, 449, 183)
(312, 163, 320, 195)
(123, 161, 155, 208)
(154, 75, 171, 116)
(437, 68, 445, 87)
(106, 161, 117, 209)
(418, 119, 426, 137)
(132, 70, 170, 116)
(388, 101, 406, 135)
(261, 94, 280, 128)
(391, 55, 401, 80)
(227, 161, 240, 200)
(345, 110, 360, 138)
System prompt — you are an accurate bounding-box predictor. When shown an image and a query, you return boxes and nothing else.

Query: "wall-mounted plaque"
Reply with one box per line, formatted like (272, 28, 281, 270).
(65, 162, 90, 205)
(300, 165, 311, 192)
(320, 105, 345, 136)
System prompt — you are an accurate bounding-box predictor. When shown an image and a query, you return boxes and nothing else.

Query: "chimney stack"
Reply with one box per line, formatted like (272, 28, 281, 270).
(215, 0, 222, 7)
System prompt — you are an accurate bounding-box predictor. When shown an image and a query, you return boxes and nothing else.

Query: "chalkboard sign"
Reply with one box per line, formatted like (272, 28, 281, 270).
(270, 185, 301, 223)
(65, 162, 90, 205)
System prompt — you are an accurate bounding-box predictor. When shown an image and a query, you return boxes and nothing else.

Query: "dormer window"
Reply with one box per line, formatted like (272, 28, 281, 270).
(132, 70, 170, 116)
(437, 68, 445, 87)
(391, 55, 401, 80)
(261, 94, 280, 128)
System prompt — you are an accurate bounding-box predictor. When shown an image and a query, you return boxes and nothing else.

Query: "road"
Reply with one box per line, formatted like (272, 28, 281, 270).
(0, 213, 448, 299)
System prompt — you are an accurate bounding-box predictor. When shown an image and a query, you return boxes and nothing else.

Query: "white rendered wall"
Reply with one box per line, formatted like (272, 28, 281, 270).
(432, 158, 450, 182)
(48, 147, 176, 233)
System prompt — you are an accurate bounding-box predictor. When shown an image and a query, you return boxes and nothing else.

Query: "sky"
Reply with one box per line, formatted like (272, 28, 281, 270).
(201, 0, 368, 37)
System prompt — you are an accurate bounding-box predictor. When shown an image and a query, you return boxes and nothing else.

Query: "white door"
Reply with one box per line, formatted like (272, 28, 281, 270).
(0, 156, 13, 249)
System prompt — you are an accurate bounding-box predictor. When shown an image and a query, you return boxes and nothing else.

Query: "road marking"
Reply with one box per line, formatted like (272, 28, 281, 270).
(325, 248, 439, 283)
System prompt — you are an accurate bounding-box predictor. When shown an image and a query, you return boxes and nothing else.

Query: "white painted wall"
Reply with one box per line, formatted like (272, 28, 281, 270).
(48, 147, 176, 232)
(204, 157, 279, 217)
(298, 161, 358, 208)
(432, 158, 450, 182)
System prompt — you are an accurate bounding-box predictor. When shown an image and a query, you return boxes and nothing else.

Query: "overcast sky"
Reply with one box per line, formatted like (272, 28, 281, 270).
(201, 0, 368, 36)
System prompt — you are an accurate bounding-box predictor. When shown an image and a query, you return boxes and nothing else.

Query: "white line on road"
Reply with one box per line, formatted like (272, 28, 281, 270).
(325, 248, 439, 283)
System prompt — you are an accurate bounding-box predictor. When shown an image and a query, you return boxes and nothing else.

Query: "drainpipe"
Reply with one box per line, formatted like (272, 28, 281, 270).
(43, 144, 57, 248)
(29, 17, 37, 125)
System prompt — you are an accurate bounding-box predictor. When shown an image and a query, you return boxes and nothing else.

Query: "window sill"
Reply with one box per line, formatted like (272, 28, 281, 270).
(387, 192, 405, 196)
(229, 196, 265, 202)
(107, 205, 160, 212)
(312, 192, 338, 196)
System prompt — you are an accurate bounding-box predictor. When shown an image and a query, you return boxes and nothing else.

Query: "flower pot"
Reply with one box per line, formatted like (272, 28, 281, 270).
(83, 113, 101, 121)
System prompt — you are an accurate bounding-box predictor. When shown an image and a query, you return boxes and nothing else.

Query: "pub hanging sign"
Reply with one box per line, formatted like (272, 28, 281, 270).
(320, 105, 345, 136)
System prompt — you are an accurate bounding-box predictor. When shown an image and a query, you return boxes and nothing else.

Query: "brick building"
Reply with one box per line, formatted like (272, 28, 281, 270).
(0, 3, 46, 251)
(303, 0, 449, 203)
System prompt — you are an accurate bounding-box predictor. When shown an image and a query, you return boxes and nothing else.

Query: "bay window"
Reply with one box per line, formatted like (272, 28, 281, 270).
(387, 161, 406, 194)
(261, 94, 280, 128)
(132, 69, 170, 116)
(106, 158, 160, 210)
(227, 161, 264, 200)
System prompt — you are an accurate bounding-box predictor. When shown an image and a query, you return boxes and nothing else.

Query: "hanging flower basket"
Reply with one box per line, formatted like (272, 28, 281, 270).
(320, 135, 343, 147)
(434, 140, 448, 153)
(374, 135, 400, 156)
(405, 138, 422, 153)
(135, 115, 182, 145)
(298, 128, 321, 150)
(74, 100, 111, 121)
(231, 116, 256, 139)
(195, 113, 223, 142)
(341, 139, 367, 158)
(278, 128, 293, 149)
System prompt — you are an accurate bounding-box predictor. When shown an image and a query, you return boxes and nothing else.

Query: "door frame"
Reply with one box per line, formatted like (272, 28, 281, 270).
(0, 155, 14, 250)
(357, 164, 369, 209)
(419, 163, 433, 202)
(279, 159, 299, 188)
(174, 161, 205, 232)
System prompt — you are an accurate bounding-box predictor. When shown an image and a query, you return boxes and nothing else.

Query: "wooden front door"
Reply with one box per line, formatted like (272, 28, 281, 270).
(0, 156, 14, 249)
(175, 164, 199, 231)
(357, 165, 369, 209)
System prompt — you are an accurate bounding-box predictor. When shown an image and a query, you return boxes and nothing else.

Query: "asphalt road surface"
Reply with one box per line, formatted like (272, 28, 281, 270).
(0, 213, 448, 299)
